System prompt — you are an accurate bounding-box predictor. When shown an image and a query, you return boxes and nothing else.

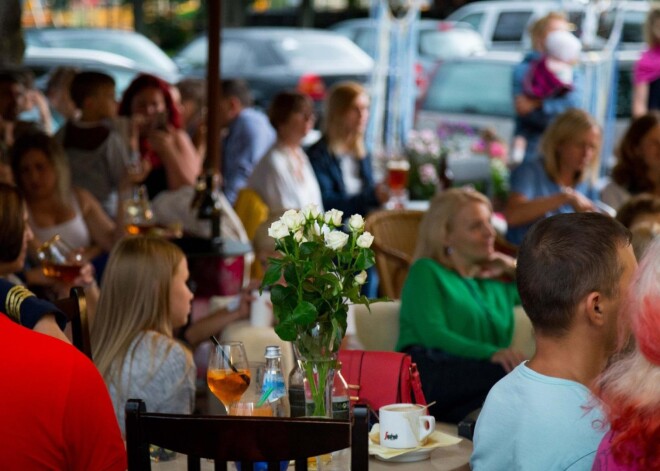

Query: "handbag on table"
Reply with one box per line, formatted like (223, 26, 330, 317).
(338, 350, 427, 413)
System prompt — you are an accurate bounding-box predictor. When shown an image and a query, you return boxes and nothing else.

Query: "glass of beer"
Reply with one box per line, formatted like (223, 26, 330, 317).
(386, 159, 410, 209)
(37, 235, 85, 284)
(207, 341, 251, 412)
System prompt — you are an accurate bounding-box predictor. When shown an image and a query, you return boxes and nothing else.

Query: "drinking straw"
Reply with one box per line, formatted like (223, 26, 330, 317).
(256, 385, 275, 407)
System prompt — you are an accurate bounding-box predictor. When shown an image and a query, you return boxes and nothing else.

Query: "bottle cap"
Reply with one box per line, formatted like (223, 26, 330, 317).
(264, 345, 281, 359)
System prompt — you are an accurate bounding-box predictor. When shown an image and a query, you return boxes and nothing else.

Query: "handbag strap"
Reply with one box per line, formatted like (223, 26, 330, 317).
(410, 362, 427, 405)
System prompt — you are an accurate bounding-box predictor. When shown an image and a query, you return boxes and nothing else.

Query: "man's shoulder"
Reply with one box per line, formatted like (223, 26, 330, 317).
(236, 107, 271, 127)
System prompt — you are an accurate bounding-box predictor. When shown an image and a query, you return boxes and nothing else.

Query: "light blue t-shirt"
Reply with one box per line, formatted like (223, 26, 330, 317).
(506, 159, 599, 245)
(471, 362, 606, 471)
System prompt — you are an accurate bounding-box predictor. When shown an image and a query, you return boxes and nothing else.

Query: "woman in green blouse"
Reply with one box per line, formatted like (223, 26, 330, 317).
(397, 188, 526, 423)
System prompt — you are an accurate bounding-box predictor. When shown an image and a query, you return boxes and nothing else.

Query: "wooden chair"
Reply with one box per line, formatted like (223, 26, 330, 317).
(125, 399, 369, 471)
(54, 286, 91, 359)
(365, 209, 425, 299)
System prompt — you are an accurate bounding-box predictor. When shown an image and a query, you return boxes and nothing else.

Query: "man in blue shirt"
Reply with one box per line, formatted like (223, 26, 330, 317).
(513, 12, 583, 162)
(472, 213, 637, 470)
(219, 79, 276, 204)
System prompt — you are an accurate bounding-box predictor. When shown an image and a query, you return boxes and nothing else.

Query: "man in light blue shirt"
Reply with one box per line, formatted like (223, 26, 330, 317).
(472, 213, 637, 470)
(219, 79, 275, 204)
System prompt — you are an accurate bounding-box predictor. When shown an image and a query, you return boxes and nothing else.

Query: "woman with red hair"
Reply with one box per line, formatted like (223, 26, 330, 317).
(118, 74, 201, 199)
(592, 239, 660, 470)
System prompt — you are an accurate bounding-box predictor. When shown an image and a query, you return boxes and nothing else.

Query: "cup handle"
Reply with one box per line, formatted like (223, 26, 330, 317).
(418, 415, 436, 442)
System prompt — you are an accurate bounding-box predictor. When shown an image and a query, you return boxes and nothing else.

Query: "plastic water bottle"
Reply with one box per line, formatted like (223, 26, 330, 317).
(262, 346, 290, 417)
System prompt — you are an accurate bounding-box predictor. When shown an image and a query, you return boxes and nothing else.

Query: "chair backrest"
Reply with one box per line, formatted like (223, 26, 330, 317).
(353, 301, 401, 351)
(125, 399, 369, 471)
(365, 209, 425, 299)
(54, 286, 91, 359)
(234, 188, 269, 241)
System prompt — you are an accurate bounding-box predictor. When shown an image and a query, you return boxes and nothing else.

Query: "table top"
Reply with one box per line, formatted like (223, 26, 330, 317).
(151, 422, 472, 471)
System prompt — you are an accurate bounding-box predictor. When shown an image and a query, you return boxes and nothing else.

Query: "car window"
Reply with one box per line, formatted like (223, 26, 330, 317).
(616, 67, 633, 119)
(492, 11, 533, 43)
(419, 29, 485, 60)
(352, 28, 377, 57)
(422, 61, 514, 117)
(272, 36, 372, 69)
(222, 40, 256, 73)
(621, 11, 645, 44)
(177, 37, 207, 67)
(454, 12, 484, 32)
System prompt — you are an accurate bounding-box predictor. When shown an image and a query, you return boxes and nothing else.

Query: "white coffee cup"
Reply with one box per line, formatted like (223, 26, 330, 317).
(250, 289, 273, 327)
(379, 403, 435, 449)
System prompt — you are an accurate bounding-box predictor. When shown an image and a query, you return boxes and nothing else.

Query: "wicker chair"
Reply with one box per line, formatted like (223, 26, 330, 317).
(365, 209, 425, 299)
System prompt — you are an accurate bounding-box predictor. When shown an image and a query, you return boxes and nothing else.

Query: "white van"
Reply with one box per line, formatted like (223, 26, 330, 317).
(447, 0, 648, 52)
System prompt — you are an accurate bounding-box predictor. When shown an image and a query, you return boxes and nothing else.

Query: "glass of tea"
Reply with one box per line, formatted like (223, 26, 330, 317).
(37, 235, 85, 284)
(207, 341, 251, 413)
(386, 159, 410, 209)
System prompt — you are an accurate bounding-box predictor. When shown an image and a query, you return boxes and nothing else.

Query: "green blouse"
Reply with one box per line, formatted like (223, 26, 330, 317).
(396, 258, 520, 359)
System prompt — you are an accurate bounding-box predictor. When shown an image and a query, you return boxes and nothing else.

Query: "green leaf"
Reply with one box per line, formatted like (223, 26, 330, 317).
(262, 262, 283, 287)
(299, 241, 318, 257)
(275, 320, 297, 341)
(292, 301, 317, 324)
(271, 285, 294, 305)
(283, 263, 299, 286)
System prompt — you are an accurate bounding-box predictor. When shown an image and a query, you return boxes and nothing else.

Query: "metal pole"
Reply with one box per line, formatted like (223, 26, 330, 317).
(205, 0, 222, 172)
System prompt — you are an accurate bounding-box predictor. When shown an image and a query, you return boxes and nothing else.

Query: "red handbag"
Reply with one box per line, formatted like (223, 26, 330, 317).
(338, 350, 427, 412)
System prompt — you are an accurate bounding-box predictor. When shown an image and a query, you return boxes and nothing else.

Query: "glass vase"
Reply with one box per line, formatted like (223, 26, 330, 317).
(292, 321, 342, 419)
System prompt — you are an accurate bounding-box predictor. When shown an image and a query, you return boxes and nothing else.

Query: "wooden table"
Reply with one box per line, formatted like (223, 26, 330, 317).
(151, 423, 472, 471)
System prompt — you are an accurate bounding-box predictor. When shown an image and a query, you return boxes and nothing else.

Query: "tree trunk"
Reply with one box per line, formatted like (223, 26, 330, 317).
(298, 0, 314, 28)
(224, 0, 246, 27)
(0, 0, 24, 65)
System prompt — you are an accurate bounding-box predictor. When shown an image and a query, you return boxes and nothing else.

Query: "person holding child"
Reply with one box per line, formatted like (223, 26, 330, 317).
(513, 12, 583, 162)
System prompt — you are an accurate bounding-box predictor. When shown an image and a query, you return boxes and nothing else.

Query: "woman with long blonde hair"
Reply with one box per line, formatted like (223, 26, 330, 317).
(307, 81, 388, 216)
(397, 188, 523, 423)
(505, 108, 602, 245)
(92, 236, 195, 435)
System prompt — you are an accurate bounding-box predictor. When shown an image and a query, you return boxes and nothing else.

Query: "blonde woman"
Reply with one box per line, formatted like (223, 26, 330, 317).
(396, 188, 523, 423)
(307, 81, 388, 216)
(505, 108, 602, 245)
(92, 236, 195, 435)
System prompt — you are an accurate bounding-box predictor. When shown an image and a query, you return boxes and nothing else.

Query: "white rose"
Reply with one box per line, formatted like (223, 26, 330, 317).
(281, 209, 305, 231)
(293, 230, 306, 243)
(302, 204, 321, 220)
(356, 232, 374, 249)
(354, 270, 368, 285)
(268, 221, 289, 240)
(324, 230, 349, 251)
(324, 209, 344, 227)
(348, 214, 365, 232)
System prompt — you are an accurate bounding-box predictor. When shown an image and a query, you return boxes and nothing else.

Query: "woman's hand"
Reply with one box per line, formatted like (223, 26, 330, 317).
(146, 125, 177, 159)
(561, 187, 597, 213)
(478, 252, 517, 279)
(491, 348, 526, 373)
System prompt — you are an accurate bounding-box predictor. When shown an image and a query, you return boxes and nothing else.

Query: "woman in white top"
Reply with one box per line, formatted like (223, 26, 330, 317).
(248, 91, 323, 212)
(92, 236, 196, 436)
(11, 131, 116, 261)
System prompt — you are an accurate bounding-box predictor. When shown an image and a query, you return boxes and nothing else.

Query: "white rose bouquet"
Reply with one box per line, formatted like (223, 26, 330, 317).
(261, 205, 378, 342)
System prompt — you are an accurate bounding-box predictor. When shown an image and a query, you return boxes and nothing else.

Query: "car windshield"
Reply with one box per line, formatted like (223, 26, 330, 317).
(422, 61, 514, 117)
(419, 29, 485, 59)
(39, 32, 176, 73)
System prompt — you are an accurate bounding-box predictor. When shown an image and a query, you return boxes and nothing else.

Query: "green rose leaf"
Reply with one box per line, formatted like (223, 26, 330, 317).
(292, 300, 317, 324)
(299, 241, 318, 257)
(275, 320, 297, 341)
(262, 262, 283, 287)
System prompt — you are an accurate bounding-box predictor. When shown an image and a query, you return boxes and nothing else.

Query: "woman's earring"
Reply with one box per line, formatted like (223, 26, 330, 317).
(445, 246, 453, 256)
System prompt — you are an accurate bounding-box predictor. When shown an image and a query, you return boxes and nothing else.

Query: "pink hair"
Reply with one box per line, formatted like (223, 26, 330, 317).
(592, 239, 660, 468)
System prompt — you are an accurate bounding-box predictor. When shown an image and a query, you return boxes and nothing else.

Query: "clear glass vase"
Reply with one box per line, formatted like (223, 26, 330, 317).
(293, 320, 342, 419)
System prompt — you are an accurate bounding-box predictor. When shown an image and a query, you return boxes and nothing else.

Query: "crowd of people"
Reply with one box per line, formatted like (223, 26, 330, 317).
(1, 7, 660, 470)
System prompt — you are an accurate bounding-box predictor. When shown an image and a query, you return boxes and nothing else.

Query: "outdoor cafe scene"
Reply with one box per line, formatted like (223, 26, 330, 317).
(2, 0, 660, 469)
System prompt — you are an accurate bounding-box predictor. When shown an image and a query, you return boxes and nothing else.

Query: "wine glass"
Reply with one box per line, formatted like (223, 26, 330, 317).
(207, 341, 251, 412)
(386, 159, 410, 209)
(37, 235, 85, 284)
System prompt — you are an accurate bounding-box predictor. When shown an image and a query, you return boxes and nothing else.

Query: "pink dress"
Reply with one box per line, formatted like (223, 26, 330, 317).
(592, 431, 644, 471)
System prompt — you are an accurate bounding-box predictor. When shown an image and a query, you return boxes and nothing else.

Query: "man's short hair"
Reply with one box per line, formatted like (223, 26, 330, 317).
(69, 71, 115, 109)
(517, 213, 631, 337)
(220, 79, 252, 107)
(616, 193, 660, 229)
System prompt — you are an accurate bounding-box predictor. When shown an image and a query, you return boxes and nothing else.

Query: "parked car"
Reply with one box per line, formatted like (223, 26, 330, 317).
(174, 28, 374, 111)
(24, 28, 180, 82)
(23, 46, 173, 98)
(447, 0, 647, 52)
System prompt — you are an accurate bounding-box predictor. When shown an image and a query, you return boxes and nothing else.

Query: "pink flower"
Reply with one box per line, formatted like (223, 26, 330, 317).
(419, 163, 438, 185)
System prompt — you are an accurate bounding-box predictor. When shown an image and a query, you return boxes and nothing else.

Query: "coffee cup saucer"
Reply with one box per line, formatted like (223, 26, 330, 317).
(368, 423, 462, 462)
